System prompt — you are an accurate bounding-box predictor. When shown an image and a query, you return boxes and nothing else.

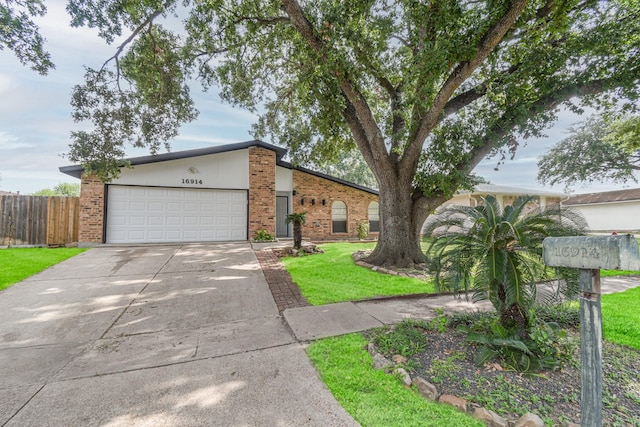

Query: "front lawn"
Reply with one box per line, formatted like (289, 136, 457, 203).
(602, 285, 640, 350)
(307, 334, 483, 427)
(282, 242, 434, 305)
(0, 247, 88, 290)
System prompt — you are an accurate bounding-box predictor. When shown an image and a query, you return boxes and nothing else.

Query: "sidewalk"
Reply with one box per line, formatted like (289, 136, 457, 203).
(282, 275, 640, 342)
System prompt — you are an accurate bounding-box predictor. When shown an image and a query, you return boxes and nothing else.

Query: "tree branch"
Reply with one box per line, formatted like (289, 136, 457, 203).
(402, 0, 528, 176)
(101, 9, 164, 72)
(279, 0, 389, 168)
(444, 64, 521, 115)
(460, 77, 629, 175)
(443, 84, 487, 116)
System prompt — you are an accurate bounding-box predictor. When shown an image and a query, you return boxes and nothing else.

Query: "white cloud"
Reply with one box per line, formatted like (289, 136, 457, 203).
(0, 74, 16, 94)
(0, 132, 33, 150)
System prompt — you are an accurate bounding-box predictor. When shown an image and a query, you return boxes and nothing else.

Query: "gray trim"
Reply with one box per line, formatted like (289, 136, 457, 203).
(59, 140, 287, 179)
(458, 183, 565, 198)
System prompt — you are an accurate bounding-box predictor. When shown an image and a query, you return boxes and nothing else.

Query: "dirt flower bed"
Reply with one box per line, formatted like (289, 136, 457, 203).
(400, 328, 640, 426)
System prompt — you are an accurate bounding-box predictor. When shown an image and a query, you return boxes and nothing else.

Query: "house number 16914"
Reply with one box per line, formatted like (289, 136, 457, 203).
(182, 179, 203, 185)
(554, 246, 600, 259)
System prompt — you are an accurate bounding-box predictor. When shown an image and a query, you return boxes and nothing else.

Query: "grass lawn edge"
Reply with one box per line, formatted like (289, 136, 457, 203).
(0, 247, 88, 290)
(307, 333, 483, 427)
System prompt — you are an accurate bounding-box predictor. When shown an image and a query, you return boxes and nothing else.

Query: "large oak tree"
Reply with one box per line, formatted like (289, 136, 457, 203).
(18, 0, 639, 267)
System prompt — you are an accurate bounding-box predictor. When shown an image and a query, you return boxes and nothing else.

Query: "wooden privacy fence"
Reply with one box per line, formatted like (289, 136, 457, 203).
(0, 195, 80, 246)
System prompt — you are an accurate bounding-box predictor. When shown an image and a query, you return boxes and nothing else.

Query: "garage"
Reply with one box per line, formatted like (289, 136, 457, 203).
(106, 186, 247, 244)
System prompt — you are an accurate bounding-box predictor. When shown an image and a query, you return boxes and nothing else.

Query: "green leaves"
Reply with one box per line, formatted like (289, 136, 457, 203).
(32, 182, 81, 197)
(464, 316, 575, 372)
(285, 212, 307, 225)
(0, 0, 54, 74)
(538, 114, 640, 189)
(67, 24, 198, 181)
(424, 195, 586, 338)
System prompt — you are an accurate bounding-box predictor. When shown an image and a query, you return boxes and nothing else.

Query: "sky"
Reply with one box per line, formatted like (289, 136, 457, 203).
(0, 1, 637, 196)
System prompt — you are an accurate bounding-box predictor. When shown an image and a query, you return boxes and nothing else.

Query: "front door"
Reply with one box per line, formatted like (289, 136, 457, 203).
(276, 195, 289, 237)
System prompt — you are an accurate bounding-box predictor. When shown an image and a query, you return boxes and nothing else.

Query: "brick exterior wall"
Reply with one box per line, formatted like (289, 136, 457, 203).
(546, 196, 561, 206)
(248, 147, 277, 238)
(291, 170, 379, 240)
(470, 194, 563, 213)
(78, 174, 105, 244)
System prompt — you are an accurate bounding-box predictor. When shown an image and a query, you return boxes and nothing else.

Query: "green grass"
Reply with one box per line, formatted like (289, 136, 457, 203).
(601, 286, 640, 350)
(0, 247, 88, 290)
(307, 334, 483, 427)
(282, 242, 434, 305)
(601, 269, 639, 277)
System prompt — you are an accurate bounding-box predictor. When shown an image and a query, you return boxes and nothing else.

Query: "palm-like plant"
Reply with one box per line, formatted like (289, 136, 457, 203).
(424, 195, 586, 339)
(285, 212, 307, 249)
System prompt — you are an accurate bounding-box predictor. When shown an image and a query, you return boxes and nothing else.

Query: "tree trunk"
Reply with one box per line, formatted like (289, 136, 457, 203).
(501, 303, 531, 339)
(365, 180, 433, 268)
(293, 222, 302, 249)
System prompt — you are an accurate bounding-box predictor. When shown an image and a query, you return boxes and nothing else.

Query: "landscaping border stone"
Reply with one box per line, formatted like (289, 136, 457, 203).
(366, 336, 580, 426)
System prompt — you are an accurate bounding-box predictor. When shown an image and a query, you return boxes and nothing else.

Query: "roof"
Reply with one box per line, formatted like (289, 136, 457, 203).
(458, 183, 565, 198)
(59, 139, 378, 195)
(563, 188, 640, 206)
(59, 140, 287, 179)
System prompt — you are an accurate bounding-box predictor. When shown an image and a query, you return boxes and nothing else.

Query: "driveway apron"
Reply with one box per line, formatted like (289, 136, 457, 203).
(0, 243, 358, 426)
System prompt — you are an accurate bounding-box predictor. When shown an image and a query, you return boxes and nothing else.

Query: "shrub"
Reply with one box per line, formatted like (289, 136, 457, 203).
(424, 195, 586, 340)
(370, 320, 429, 357)
(254, 229, 275, 242)
(357, 222, 370, 240)
(462, 315, 577, 372)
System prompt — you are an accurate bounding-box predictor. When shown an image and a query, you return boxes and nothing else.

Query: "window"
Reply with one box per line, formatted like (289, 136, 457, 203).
(332, 201, 347, 233)
(368, 201, 380, 232)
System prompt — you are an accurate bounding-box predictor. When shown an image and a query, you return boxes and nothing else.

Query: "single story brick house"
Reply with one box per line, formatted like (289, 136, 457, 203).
(60, 140, 380, 245)
(562, 188, 640, 233)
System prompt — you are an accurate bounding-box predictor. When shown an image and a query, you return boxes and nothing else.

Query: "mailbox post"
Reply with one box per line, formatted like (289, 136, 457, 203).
(543, 234, 640, 427)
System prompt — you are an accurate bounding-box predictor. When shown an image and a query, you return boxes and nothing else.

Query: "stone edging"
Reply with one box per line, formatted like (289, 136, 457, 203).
(366, 340, 579, 427)
(352, 250, 429, 280)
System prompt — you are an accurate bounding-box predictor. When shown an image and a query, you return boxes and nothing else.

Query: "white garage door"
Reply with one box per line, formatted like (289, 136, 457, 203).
(106, 186, 247, 244)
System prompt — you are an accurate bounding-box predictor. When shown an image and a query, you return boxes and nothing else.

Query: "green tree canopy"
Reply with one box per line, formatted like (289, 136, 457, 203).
(11, 0, 638, 267)
(316, 149, 378, 190)
(538, 115, 640, 189)
(0, 0, 54, 74)
(32, 182, 81, 197)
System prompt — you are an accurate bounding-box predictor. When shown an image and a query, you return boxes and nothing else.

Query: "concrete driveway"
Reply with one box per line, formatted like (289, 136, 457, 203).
(0, 243, 358, 426)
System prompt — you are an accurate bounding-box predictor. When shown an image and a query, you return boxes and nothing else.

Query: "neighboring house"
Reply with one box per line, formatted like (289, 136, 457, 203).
(443, 184, 564, 210)
(563, 188, 640, 233)
(60, 140, 380, 245)
(422, 184, 565, 235)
